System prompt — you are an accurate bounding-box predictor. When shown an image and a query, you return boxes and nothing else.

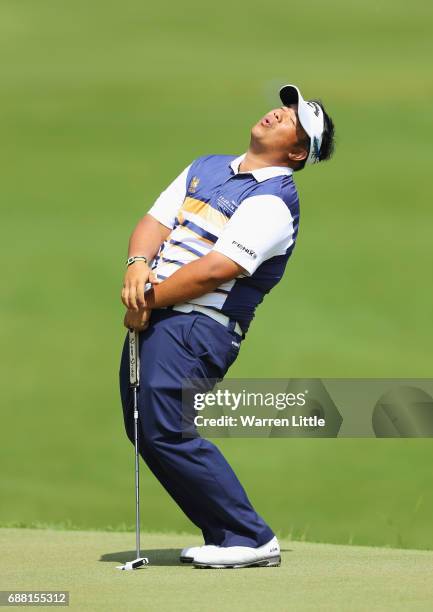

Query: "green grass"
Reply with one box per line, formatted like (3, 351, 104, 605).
(1, 0, 433, 554)
(2, 528, 433, 611)
(2, 439, 433, 550)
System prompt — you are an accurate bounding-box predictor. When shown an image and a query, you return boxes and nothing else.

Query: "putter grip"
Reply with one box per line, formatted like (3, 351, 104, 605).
(128, 330, 140, 387)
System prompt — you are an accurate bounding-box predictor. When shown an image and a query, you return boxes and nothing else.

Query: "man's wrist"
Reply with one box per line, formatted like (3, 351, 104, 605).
(144, 286, 156, 309)
(126, 255, 148, 267)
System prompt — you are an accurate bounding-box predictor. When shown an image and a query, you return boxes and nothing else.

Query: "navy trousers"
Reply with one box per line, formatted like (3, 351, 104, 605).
(119, 308, 274, 547)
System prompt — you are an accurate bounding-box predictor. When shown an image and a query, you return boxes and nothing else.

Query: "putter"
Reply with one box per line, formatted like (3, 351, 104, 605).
(116, 329, 149, 570)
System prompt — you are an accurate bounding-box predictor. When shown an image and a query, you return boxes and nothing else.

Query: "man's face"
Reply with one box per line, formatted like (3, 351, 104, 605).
(251, 104, 308, 162)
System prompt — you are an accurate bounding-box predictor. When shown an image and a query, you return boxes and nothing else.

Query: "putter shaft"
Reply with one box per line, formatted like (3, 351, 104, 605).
(121, 329, 149, 569)
(133, 385, 140, 559)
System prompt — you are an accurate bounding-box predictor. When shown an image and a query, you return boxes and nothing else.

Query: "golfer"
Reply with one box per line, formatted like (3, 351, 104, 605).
(119, 84, 335, 568)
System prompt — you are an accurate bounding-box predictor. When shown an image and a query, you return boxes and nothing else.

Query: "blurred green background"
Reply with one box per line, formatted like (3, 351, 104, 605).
(1, 0, 432, 549)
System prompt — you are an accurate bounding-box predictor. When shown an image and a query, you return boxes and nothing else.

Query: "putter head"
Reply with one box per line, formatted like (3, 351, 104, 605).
(116, 557, 149, 571)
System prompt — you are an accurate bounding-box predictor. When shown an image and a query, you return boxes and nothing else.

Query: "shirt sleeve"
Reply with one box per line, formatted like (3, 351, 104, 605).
(212, 195, 295, 275)
(147, 164, 191, 229)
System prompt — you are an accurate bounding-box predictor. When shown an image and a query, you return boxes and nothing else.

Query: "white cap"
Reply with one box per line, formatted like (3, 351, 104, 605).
(279, 84, 324, 165)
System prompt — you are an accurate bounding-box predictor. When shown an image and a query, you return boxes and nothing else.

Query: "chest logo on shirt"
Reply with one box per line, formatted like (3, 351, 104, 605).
(188, 176, 200, 193)
(216, 195, 237, 215)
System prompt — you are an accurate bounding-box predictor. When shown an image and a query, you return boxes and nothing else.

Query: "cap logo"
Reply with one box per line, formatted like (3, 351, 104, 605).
(307, 101, 320, 117)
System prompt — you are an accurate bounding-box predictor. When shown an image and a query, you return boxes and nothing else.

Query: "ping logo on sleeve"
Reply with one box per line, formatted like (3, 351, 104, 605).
(231, 240, 257, 259)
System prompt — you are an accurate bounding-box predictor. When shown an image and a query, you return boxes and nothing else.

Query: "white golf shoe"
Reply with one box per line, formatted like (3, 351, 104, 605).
(180, 544, 219, 563)
(193, 536, 280, 569)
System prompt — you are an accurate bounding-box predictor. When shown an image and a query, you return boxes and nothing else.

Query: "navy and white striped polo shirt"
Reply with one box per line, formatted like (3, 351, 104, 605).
(148, 153, 300, 332)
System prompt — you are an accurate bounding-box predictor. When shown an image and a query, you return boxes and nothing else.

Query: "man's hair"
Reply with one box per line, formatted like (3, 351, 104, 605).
(295, 100, 335, 171)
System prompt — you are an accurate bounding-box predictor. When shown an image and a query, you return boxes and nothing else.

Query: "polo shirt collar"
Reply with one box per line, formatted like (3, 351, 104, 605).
(230, 153, 293, 182)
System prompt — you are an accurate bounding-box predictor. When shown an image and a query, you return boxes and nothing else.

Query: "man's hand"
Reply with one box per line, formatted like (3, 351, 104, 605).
(124, 306, 152, 331)
(121, 263, 159, 311)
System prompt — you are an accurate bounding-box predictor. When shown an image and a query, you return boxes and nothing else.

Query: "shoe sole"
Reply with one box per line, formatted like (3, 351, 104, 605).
(193, 555, 281, 569)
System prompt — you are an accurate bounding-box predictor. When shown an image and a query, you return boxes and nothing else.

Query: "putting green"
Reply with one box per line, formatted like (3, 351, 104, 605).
(1, 529, 432, 611)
